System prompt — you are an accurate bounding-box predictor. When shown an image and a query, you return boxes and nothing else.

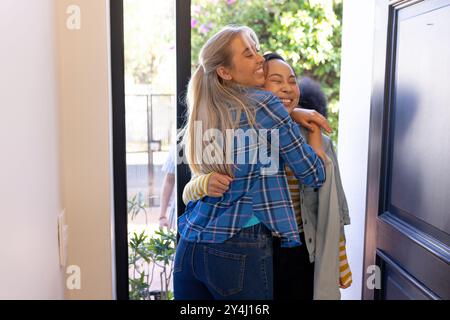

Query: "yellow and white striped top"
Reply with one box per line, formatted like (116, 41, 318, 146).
(285, 165, 303, 231)
(339, 235, 352, 287)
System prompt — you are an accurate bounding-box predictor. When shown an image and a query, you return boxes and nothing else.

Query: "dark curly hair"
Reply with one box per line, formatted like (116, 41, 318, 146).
(298, 77, 328, 119)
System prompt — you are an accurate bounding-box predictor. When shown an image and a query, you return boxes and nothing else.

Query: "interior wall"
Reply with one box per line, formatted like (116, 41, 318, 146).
(0, 0, 65, 299)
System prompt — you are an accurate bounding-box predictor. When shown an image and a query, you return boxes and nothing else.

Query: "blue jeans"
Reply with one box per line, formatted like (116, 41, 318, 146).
(174, 223, 274, 300)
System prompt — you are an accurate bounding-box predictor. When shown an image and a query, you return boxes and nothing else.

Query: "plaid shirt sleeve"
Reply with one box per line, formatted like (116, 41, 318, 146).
(254, 91, 326, 188)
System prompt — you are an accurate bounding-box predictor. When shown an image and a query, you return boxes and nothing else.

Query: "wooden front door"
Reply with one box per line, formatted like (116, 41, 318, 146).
(363, 0, 450, 300)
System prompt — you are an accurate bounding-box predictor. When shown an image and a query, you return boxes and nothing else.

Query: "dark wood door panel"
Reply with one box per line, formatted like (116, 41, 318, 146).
(364, 0, 450, 300)
(377, 213, 450, 299)
(389, 2, 450, 236)
(377, 250, 438, 300)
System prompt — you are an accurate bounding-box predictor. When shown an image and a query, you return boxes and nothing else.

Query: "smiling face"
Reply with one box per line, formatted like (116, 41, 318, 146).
(217, 32, 265, 87)
(263, 59, 300, 114)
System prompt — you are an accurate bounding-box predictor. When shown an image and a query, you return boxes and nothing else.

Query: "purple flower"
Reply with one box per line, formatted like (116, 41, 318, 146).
(191, 18, 198, 28)
(199, 24, 211, 35)
(227, 0, 237, 5)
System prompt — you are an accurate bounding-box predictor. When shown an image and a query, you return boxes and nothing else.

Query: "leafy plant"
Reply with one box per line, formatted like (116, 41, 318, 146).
(128, 192, 149, 224)
(127, 189, 176, 300)
(146, 229, 176, 300)
(129, 270, 150, 300)
(128, 228, 176, 300)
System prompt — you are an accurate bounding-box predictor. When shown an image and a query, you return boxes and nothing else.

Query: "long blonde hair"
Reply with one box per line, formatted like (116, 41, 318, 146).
(182, 26, 260, 177)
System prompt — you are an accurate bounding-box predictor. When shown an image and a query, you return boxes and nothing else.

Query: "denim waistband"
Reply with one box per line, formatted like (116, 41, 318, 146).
(233, 222, 272, 240)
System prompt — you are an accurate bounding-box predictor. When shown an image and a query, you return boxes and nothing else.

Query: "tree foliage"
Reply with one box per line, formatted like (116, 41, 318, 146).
(124, 0, 175, 91)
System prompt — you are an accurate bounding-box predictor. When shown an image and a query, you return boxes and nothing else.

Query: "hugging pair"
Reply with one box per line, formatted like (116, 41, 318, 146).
(174, 25, 351, 300)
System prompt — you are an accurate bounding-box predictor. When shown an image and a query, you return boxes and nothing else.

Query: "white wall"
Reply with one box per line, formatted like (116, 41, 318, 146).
(0, 0, 65, 299)
(338, 0, 376, 300)
(0, 0, 115, 300)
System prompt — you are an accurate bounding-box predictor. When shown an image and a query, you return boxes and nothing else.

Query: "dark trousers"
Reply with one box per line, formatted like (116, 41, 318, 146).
(273, 232, 315, 300)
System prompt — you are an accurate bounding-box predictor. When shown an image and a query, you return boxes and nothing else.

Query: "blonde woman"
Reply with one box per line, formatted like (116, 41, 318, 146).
(174, 26, 327, 300)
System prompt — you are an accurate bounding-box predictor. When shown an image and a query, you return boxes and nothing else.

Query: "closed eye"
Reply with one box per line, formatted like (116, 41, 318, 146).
(243, 44, 259, 58)
(268, 74, 283, 83)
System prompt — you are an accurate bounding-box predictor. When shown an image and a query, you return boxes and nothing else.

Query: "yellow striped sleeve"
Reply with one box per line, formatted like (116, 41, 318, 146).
(182, 172, 214, 205)
(285, 165, 303, 229)
(339, 235, 352, 287)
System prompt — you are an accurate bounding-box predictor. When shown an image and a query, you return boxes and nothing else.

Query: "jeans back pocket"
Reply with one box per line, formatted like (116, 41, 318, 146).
(204, 246, 246, 297)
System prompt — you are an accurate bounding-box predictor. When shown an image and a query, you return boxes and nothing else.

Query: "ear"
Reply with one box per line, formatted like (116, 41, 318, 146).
(216, 66, 232, 81)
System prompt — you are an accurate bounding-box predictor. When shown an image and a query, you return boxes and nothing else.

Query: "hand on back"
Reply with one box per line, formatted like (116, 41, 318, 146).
(207, 173, 233, 197)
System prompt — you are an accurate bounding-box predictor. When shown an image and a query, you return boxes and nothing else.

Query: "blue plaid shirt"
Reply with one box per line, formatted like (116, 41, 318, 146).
(178, 88, 325, 247)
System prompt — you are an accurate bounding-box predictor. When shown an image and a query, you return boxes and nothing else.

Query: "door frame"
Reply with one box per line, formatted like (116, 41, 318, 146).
(110, 0, 191, 300)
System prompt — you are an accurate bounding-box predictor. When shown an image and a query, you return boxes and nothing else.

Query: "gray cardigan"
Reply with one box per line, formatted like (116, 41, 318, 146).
(298, 128, 351, 300)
